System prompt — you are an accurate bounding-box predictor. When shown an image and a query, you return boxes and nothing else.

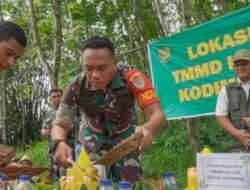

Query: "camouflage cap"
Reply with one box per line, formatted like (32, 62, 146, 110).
(233, 49, 250, 62)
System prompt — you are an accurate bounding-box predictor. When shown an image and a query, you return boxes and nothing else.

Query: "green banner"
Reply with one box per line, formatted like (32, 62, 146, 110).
(148, 7, 250, 120)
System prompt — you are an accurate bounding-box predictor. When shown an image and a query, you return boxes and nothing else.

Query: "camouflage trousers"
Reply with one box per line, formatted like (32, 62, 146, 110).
(82, 127, 142, 183)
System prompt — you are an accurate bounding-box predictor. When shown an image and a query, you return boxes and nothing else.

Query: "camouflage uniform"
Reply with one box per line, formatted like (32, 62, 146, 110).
(42, 107, 57, 132)
(55, 64, 160, 183)
(42, 107, 76, 181)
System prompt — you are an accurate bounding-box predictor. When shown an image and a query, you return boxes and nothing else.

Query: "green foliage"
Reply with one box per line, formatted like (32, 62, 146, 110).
(195, 116, 230, 152)
(33, 183, 54, 190)
(80, 184, 88, 190)
(133, 177, 152, 190)
(142, 116, 229, 189)
(16, 141, 48, 167)
(142, 142, 194, 188)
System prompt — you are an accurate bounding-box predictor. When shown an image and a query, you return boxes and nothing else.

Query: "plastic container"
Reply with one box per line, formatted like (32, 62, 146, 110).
(161, 172, 178, 190)
(0, 177, 5, 190)
(16, 175, 33, 190)
(187, 167, 198, 190)
(118, 181, 132, 190)
(0, 173, 8, 190)
(99, 179, 113, 190)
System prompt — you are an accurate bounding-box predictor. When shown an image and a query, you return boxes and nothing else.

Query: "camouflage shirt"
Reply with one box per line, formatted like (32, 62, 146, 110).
(54, 64, 160, 182)
(55, 64, 160, 153)
(42, 107, 57, 130)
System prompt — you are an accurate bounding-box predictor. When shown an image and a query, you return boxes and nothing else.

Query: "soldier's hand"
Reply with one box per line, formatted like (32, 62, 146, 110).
(45, 130, 51, 139)
(242, 117, 250, 127)
(0, 145, 15, 165)
(135, 125, 153, 151)
(54, 141, 73, 167)
(41, 129, 51, 139)
(236, 129, 250, 149)
(69, 124, 75, 132)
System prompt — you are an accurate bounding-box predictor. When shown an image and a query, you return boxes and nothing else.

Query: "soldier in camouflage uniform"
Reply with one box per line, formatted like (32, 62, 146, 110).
(50, 36, 166, 183)
(41, 89, 76, 181)
(216, 49, 250, 152)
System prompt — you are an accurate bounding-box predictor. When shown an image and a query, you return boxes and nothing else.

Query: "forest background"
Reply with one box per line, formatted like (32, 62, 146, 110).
(0, 0, 249, 189)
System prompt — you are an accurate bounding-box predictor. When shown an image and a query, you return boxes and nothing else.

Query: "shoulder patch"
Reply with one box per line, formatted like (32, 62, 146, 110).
(132, 77, 145, 89)
(129, 72, 141, 82)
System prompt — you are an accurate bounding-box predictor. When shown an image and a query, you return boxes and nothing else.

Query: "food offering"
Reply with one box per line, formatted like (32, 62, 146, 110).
(60, 149, 99, 190)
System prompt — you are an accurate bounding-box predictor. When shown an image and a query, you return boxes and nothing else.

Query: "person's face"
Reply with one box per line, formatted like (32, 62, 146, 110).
(234, 60, 250, 82)
(0, 38, 24, 73)
(82, 48, 118, 90)
(20, 161, 32, 167)
(50, 91, 63, 109)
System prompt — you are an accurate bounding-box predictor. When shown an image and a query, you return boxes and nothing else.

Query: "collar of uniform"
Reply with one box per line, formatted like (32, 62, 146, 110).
(50, 106, 58, 113)
(108, 70, 125, 89)
(237, 78, 250, 86)
(79, 72, 92, 90)
(49, 106, 57, 111)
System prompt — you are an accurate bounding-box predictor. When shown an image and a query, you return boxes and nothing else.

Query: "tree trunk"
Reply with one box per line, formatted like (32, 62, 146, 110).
(28, 0, 62, 89)
(152, 0, 169, 36)
(0, 74, 7, 143)
(129, 0, 148, 67)
(180, 0, 191, 29)
(186, 118, 196, 155)
(220, 0, 229, 14)
(51, 0, 62, 89)
(195, 0, 210, 22)
(178, 0, 202, 25)
(21, 103, 25, 150)
(113, 0, 135, 64)
(65, 0, 74, 30)
(130, 0, 148, 43)
(180, 0, 197, 155)
(48, 72, 58, 89)
(0, 0, 7, 143)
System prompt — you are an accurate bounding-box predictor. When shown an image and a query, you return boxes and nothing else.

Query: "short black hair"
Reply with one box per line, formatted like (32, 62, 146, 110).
(0, 21, 27, 47)
(49, 88, 63, 96)
(82, 36, 115, 55)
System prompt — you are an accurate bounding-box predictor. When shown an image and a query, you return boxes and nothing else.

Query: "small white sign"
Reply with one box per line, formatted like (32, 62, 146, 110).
(197, 153, 250, 190)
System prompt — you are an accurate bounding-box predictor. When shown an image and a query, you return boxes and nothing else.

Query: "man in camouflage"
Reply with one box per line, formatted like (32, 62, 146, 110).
(51, 36, 166, 183)
(41, 89, 75, 181)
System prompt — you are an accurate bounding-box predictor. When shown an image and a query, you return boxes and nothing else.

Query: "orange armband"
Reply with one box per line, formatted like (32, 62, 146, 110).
(125, 69, 160, 110)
